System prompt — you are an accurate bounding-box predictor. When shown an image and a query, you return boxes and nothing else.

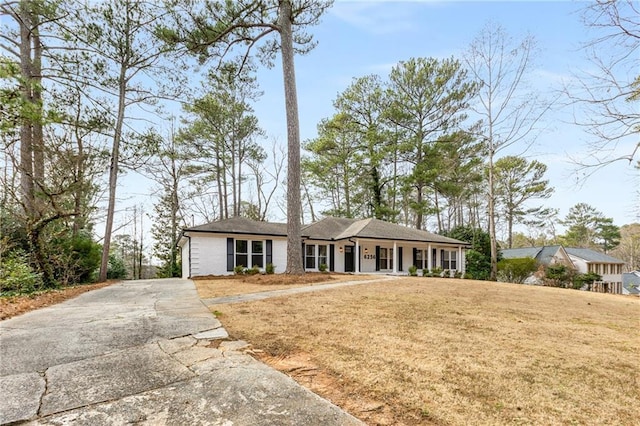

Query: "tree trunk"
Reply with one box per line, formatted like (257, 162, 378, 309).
(279, 0, 303, 274)
(32, 19, 44, 186)
(18, 0, 34, 216)
(488, 152, 498, 281)
(98, 61, 128, 282)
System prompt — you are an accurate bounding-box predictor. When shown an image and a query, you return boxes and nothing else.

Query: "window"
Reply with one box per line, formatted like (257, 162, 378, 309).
(305, 245, 316, 269)
(416, 249, 424, 269)
(318, 245, 328, 268)
(379, 248, 393, 270)
(251, 241, 264, 268)
(442, 250, 457, 270)
(235, 240, 248, 268)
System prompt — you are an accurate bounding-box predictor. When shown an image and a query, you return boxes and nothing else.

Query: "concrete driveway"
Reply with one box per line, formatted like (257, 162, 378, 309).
(0, 279, 362, 425)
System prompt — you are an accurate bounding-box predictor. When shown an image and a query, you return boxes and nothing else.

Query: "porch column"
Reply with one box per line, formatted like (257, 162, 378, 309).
(392, 241, 397, 274)
(427, 244, 432, 272)
(355, 239, 360, 274)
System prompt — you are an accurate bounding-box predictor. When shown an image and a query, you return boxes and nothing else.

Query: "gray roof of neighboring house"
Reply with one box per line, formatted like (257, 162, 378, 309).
(622, 272, 640, 294)
(564, 247, 625, 264)
(185, 216, 288, 236)
(501, 246, 565, 265)
(303, 217, 470, 245)
(500, 247, 543, 260)
(501, 245, 626, 266)
(185, 216, 469, 246)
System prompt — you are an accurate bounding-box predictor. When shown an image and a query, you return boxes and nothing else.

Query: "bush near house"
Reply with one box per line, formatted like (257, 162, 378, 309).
(544, 264, 576, 288)
(573, 272, 602, 290)
(497, 258, 538, 284)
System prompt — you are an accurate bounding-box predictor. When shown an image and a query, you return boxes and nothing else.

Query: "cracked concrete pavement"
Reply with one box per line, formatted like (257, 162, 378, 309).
(0, 278, 363, 425)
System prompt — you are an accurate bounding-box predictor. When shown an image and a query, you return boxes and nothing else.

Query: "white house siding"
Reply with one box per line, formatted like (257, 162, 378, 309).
(271, 239, 288, 274)
(181, 239, 190, 279)
(183, 233, 287, 277)
(568, 254, 623, 286)
(189, 234, 227, 277)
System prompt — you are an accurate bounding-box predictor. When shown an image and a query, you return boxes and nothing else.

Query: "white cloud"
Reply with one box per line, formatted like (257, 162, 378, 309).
(330, 1, 420, 35)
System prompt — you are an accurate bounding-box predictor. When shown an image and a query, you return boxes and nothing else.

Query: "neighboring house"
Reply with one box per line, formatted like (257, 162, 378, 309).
(622, 271, 640, 296)
(564, 247, 625, 294)
(500, 245, 626, 294)
(501, 245, 573, 268)
(178, 216, 470, 278)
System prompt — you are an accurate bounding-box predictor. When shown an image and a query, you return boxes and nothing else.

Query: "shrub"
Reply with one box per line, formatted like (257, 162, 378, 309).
(0, 251, 42, 294)
(319, 263, 328, 273)
(408, 265, 418, 276)
(265, 263, 275, 274)
(233, 265, 245, 275)
(422, 268, 428, 277)
(247, 265, 260, 275)
(544, 264, 576, 288)
(573, 272, 602, 290)
(107, 254, 127, 279)
(497, 258, 538, 284)
(464, 249, 491, 280)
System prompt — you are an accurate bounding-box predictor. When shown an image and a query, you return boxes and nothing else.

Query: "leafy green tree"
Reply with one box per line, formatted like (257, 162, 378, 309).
(303, 113, 366, 218)
(387, 57, 478, 230)
(332, 75, 395, 220)
(67, 0, 185, 282)
(444, 226, 492, 280)
(561, 203, 620, 251)
(493, 156, 554, 248)
(597, 219, 621, 253)
(180, 64, 264, 220)
(161, 0, 332, 274)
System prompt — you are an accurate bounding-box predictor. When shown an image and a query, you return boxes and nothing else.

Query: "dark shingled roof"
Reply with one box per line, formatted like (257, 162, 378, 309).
(185, 216, 287, 236)
(184, 216, 470, 246)
(565, 247, 625, 264)
(303, 217, 470, 246)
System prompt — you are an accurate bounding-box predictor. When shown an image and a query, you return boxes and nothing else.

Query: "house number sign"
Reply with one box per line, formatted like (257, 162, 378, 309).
(363, 254, 376, 260)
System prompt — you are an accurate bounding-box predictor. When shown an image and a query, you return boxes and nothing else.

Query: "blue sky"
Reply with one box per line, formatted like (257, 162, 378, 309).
(246, 0, 638, 229)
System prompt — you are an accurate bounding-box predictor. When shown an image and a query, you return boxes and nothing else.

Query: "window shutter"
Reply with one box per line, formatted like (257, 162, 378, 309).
(226, 238, 234, 272)
(266, 240, 273, 265)
(441, 249, 445, 269)
(413, 248, 417, 268)
(398, 247, 403, 271)
(329, 244, 335, 272)
(358, 246, 361, 272)
(301, 243, 306, 269)
(375, 246, 380, 271)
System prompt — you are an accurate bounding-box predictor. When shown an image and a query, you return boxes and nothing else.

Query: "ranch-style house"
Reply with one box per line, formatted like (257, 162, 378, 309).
(178, 216, 470, 278)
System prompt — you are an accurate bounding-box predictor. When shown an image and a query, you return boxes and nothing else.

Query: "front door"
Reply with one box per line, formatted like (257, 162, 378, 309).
(344, 246, 354, 272)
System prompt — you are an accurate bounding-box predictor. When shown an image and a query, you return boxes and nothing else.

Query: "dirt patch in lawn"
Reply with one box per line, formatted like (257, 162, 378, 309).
(216, 278, 640, 425)
(193, 272, 375, 299)
(0, 281, 118, 320)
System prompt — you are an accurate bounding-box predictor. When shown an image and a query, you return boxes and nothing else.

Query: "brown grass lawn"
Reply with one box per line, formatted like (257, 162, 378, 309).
(193, 272, 376, 299)
(210, 278, 640, 425)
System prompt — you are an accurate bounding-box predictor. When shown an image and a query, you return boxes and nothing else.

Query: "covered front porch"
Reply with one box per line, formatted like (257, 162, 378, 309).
(303, 238, 466, 275)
